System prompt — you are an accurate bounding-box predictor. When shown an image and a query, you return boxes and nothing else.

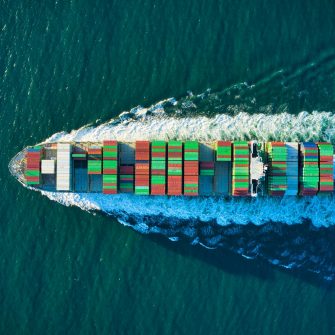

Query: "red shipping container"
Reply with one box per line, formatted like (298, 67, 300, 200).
(103, 140, 117, 146)
(168, 162, 182, 168)
(136, 153, 150, 161)
(120, 165, 134, 174)
(320, 186, 333, 191)
(26, 160, 40, 165)
(135, 175, 149, 186)
(168, 176, 182, 195)
(217, 141, 231, 146)
(168, 152, 182, 159)
(234, 178, 249, 182)
(151, 169, 165, 175)
(103, 169, 117, 174)
(200, 161, 215, 168)
(184, 161, 199, 176)
(136, 141, 150, 160)
(184, 175, 199, 184)
(135, 163, 150, 175)
(103, 156, 117, 161)
(233, 192, 249, 196)
(103, 189, 117, 194)
(152, 152, 166, 158)
(168, 176, 182, 183)
(168, 189, 182, 196)
(103, 183, 117, 187)
(88, 149, 102, 155)
(25, 176, 39, 182)
(151, 185, 166, 195)
(136, 141, 150, 146)
(88, 171, 101, 175)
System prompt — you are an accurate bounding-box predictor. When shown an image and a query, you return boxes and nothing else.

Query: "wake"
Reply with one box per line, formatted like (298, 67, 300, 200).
(30, 91, 335, 279)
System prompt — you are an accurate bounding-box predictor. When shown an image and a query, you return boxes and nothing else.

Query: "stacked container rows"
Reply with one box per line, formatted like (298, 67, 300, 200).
(25, 146, 42, 185)
(87, 146, 102, 175)
(317, 143, 334, 193)
(266, 142, 288, 196)
(72, 146, 87, 160)
(103, 140, 118, 194)
(285, 143, 299, 196)
(299, 143, 319, 196)
(200, 161, 215, 176)
(216, 141, 232, 161)
(135, 141, 150, 195)
(184, 141, 199, 196)
(168, 141, 183, 195)
(25, 140, 334, 197)
(120, 165, 134, 193)
(232, 141, 250, 196)
(151, 141, 166, 195)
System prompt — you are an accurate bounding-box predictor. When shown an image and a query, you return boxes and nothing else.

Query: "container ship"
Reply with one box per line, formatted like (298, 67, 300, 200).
(9, 140, 335, 197)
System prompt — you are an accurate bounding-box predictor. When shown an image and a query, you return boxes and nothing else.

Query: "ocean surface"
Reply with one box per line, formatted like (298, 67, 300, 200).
(2, 0, 335, 334)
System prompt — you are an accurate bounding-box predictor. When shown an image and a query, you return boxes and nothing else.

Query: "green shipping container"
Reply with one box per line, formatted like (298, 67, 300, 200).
(25, 170, 40, 177)
(103, 160, 117, 169)
(151, 175, 166, 185)
(135, 186, 149, 195)
(88, 160, 102, 172)
(151, 160, 166, 170)
(103, 175, 117, 183)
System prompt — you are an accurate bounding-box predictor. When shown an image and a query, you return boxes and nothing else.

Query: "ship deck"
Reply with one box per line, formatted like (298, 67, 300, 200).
(35, 142, 232, 195)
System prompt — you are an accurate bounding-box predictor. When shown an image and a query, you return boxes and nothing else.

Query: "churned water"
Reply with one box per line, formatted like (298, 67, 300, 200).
(2, 0, 335, 334)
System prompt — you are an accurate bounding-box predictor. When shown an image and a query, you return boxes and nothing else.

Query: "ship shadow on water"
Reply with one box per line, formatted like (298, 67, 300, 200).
(99, 210, 335, 288)
(144, 232, 335, 289)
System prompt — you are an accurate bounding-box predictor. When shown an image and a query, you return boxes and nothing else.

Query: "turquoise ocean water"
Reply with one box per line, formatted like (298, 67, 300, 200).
(2, 0, 335, 334)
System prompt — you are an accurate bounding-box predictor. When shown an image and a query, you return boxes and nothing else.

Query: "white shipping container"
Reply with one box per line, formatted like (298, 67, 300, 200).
(56, 143, 72, 191)
(41, 159, 55, 174)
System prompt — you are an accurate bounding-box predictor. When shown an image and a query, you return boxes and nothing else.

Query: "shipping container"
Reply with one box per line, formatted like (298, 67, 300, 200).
(299, 142, 319, 196)
(168, 141, 183, 161)
(25, 147, 42, 185)
(41, 159, 55, 174)
(168, 176, 182, 195)
(56, 143, 72, 191)
(200, 161, 215, 176)
(151, 175, 166, 195)
(120, 165, 134, 193)
(184, 175, 199, 196)
(136, 141, 150, 161)
(317, 142, 334, 193)
(232, 141, 249, 196)
(151, 141, 166, 160)
(184, 141, 199, 161)
(216, 141, 232, 161)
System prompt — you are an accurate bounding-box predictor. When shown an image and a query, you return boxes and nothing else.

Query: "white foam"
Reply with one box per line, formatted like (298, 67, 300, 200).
(39, 190, 335, 228)
(36, 99, 335, 228)
(44, 100, 335, 144)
